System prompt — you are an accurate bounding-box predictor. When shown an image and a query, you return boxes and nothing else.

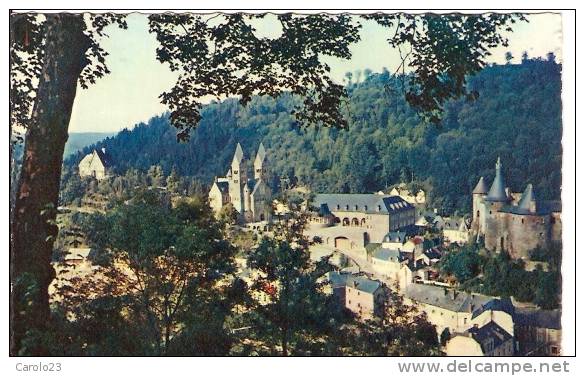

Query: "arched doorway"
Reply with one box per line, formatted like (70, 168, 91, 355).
(351, 218, 359, 226)
(342, 218, 350, 226)
(334, 236, 351, 251)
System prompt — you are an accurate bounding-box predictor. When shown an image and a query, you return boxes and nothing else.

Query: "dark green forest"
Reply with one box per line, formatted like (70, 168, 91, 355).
(65, 57, 562, 214)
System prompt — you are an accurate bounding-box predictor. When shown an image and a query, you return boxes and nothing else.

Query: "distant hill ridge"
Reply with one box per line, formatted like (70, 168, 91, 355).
(66, 58, 562, 213)
(64, 132, 116, 157)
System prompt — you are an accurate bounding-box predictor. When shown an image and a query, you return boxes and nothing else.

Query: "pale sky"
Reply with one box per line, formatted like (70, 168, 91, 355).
(68, 12, 563, 133)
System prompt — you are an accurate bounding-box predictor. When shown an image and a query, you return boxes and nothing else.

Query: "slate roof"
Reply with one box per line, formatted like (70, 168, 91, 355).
(444, 218, 464, 229)
(328, 272, 383, 294)
(473, 177, 489, 194)
(317, 203, 333, 216)
(383, 231, 407, 243)
(471, 297, 515, 319)
(486, 158, 509, 202)
(515, 308, 561, 330)
(94, 148, 112, 167)
(405, 284, 493, 312)
(346, 275, 383, 294)
(313, 194, 414, 214)
(214, 180, 229, 194)
(518, 184, 536, 211)
(327, 271, 351, 289)
(467, 321, 513, 353)
(372, 248, 402, 262)
(245, 178, 257, 192)
(422, 247, 443, 261)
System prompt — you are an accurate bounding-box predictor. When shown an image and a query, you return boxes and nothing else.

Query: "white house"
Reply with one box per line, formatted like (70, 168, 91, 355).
(78, 148, 111, 180)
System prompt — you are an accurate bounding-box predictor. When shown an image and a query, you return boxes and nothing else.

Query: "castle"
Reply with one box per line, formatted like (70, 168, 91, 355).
(209, 143, 272, 223)
(471, 158, 562, 259)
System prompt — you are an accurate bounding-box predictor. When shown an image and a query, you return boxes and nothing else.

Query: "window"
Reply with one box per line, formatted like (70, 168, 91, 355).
(355, 205, 358, 210)
(551, 346, 559, 355)
(346, 205, 349, 210)
(521, 218, 524, 224)
(464, 318, 467, 325)
(234, 170, 238, 174)
(364, 205, 368, 211)
(336, 205, 340, 210)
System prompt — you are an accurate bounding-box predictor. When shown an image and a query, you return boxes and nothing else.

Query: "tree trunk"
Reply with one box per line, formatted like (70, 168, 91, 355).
(11, 14, 90, 355)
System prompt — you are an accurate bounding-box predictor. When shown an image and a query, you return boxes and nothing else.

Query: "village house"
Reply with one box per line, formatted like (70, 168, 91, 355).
(515, 308, 562, 356)
(78, 148, 112, 180)
(370, 248, 405, 279)
(445, 321, 515, 356)
(415, 247, 443, 267)
(442, 217, 471, 245)
(389, 183, 426, 205)
(344, 275, 386, 320)
(404, 284, 512, 337)
(326, 272, 387, 320)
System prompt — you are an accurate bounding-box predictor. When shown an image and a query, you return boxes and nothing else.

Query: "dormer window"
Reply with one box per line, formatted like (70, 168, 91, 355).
(354, 205, 358, 211)
(364, 205, 368, 211)
(377, 205, 381, 212)
(336, 204, 340, 210)
(345, 205, 349, 210)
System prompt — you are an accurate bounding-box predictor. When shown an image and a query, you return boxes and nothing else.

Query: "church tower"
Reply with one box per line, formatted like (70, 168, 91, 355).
(254, 142, 268, 181)
(228, 143, 247, 213)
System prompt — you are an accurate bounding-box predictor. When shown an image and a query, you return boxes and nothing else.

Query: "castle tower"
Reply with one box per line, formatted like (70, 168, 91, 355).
(484, 157, 510, 251)
(228, 143, 247, 213)
(471, 176, 488, 233)
(253, 142, 268, 181)
(517, 184, 537, 213)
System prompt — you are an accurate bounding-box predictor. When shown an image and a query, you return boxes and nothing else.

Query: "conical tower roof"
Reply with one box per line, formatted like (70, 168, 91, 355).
(255, 142, 266, 164)
(518, 184, 537, 212)
(486, 157, 508, 202)
(472, 177, 489, 194)
(232, 143, 244, 163)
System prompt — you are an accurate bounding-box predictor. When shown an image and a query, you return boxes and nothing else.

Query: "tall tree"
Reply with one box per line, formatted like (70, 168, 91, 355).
(55, 193, 241, 355)
(10, 13, 126, 355)
(245, 203, 348, 355)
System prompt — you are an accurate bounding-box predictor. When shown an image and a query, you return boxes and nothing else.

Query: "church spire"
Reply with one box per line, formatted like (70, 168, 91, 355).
(255, 142, 266, 165)
(232, 143, 244, 163)
(486, 157, 508, 202)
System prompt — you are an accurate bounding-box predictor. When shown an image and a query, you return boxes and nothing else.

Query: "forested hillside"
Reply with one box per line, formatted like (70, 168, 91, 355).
(65, 57, 562, 214)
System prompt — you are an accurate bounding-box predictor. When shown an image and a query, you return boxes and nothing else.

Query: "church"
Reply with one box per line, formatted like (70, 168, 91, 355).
(471, 158, 562, 259)
(78, 148, 112, 180)
(209, 143, 272, 223)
